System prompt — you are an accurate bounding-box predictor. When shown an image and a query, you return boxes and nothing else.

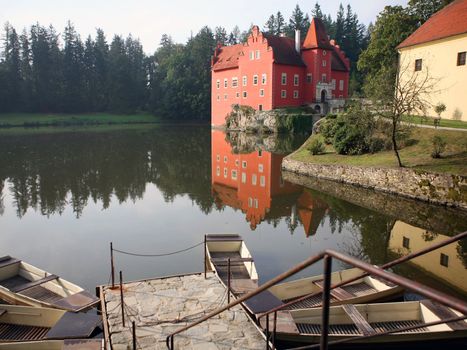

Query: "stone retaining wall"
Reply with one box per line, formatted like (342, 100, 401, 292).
(282, 158, 467, 210)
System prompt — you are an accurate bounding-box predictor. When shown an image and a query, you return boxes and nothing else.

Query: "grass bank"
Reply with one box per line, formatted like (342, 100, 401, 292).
(292, 127, 467, 176)
(401, 115, 467, 130)
(0, 112, 161, 128)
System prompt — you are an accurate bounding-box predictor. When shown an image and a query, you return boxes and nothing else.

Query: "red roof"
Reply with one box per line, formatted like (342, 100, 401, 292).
(303, 17, 333, 50)
(397, 0, 467, 49)
(263, 34, 305, 67)
(212, 44, 243, 71)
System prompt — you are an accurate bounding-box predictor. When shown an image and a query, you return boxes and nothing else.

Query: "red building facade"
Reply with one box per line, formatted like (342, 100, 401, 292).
(211, 18, 350, 126)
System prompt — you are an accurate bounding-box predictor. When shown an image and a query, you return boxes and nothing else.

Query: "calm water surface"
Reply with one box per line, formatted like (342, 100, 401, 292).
(0, 125, 466, 299)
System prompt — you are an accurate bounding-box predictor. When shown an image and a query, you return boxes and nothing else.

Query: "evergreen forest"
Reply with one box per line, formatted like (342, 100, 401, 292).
(0, 1, 452, 120)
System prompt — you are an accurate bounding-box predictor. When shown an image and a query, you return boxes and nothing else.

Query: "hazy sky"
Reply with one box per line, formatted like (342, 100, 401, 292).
(1, 0, 408, 53)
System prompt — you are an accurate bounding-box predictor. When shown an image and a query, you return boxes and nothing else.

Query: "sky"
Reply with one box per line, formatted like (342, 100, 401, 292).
(1, 0, 408, 54)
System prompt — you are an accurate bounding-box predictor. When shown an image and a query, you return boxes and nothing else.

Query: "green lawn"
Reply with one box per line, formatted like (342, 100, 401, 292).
(0, 113, 161, 128)
(402, 115, 467, 130)
(292, 128, 467, 175)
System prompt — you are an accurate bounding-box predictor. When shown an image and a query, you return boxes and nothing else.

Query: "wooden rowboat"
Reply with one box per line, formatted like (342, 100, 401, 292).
(262, 300, 467, 344)
(269, 267, 404, 310)
(0, 305, 102, 343)
(0, 256, 99, 312)
(205, 234, 285, 314)
(0, 339, 104, 349)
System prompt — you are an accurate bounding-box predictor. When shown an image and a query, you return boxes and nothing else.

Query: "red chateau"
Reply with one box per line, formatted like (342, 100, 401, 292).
(211, 18, 350, 126)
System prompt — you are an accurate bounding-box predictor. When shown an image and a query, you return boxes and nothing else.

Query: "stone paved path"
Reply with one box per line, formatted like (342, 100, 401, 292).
(102, 272, 267, 349)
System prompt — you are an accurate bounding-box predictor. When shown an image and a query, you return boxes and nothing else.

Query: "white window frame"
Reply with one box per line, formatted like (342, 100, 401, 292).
(242, 91, 247, 98)
(258, 164, 263, 173)
(293, 90, 299, 99)
(242, 76, 247, 86)
(259, 89, 264, 97)
(242, 161, 247, 168)
(252, 174, 257, 186)
(231, 169, 237, 180)
(321, 74, 327, 82)
(281, 90, 287, 98)
(281, 73, 287, 85)
(216, 80, 220, 89)
(331, 79, 336, 89)
(339, 80, 344, 91)
(322, 60, 327, 67)
(241, 172, 247, 183)
(216, 155, 220, 162)
(216, 166, 220, 176)
(306, 73, 312, 83)
(224, 156, 227, 163)
(323, 50, 327, 56)
(262, 73, 267, 85)
(236, 92, 240, 98)
(253, 75, 258, 85)
(232, 77, 238, 88)
(223, 168, 227, 178)
(255, 50, 260, 59)
(260, 175, 265, 187)
(249, 51, 254, 60)
(224, 79, 228, 88)
(216, 95, 220, 101)
(294, 74, 299, 86)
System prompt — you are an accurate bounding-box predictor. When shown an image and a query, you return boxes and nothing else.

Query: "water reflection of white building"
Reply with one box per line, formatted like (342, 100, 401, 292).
(389, 221, 467, 293)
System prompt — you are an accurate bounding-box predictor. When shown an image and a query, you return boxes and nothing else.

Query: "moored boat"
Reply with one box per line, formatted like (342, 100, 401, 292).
(0, 304, 102, 343)
(0, 256, 99, 312)
(269, 267, 404, 310)
(0, 339, 104, 349)
(261, 300, 467, 344)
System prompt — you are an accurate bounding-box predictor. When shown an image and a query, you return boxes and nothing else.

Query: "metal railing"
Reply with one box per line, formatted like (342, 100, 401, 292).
(166, 231, 467, 350)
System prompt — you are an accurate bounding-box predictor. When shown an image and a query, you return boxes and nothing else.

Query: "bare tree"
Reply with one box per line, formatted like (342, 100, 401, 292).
(365, 58, 437, 167)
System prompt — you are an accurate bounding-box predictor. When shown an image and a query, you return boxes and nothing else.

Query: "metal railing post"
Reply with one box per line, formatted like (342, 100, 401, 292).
(120, 270, 125, 327)
(132, 321, 136, 350)
(204, 235, 207, 279)
(320, 255, 332, 350)
(272, 311, 277, 349)
(227, 258, 231, 305)
(111, 242, 115, 288)
(266, 313, 270, 350)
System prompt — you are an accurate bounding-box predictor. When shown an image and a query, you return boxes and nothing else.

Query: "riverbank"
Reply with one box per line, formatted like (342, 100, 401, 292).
(283, 128, 467, 209)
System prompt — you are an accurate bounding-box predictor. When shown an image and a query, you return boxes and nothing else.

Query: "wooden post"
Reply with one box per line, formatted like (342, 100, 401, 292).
(227, 258, 231, 305)
(120, 270, 125, 327)
(204, 234, 207, 279)
(110, 242, 115, 288)
(132, 321, 136, 350)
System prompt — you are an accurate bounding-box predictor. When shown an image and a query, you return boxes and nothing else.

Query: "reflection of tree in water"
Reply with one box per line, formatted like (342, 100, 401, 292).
(0, 126, 215, 218)
(306, 189, 395, 265)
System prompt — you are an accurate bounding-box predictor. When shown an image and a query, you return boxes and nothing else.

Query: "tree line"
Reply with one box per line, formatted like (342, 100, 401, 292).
(0, 1, 454, 120)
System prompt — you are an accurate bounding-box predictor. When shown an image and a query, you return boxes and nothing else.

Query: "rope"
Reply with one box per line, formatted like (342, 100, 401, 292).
(113, 241, 204, 257)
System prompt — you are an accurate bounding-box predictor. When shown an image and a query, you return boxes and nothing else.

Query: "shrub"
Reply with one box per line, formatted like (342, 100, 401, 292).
(319, 117, 338, 144)
(333, 126, 369, 155)
(431, 135, 447, 158)
(369, 137, 385, 153)
(308, 135, 325, 155)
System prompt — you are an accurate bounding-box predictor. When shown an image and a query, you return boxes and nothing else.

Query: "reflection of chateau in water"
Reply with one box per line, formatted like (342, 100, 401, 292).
(389, 221, 467, 293)
(211, 130, 328, 233)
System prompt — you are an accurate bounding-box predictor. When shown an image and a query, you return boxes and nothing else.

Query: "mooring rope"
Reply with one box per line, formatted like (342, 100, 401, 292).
(113, 241, 204, 257)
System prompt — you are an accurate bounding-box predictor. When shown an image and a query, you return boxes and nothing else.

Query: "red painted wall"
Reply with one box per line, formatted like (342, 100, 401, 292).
(330, 70, 348, 99)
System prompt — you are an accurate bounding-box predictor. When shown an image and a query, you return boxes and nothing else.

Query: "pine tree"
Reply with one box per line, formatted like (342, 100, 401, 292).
(335, 4, 345, 43)
(286, 4, 310, 37)
(311, 3, 324, 19)
(275, 12, 285, 35)
(94, 28, 109, 111)
(227, 26, 241, 44)
(19, 29, 33, 111)
(1, 23, 21, 111)
(264, 14, 277, 34)
(214, 27, 227, 45)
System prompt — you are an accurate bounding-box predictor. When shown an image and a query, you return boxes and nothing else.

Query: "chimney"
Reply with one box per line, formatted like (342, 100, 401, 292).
(295, 29, 301, 53)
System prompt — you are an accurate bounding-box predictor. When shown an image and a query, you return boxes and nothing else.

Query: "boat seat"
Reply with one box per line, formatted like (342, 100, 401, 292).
(211, 257, 254, 265)
(11, 274, 59, 293)
(206, 234, 242, 242)
(0, 256, 20, 269)
(342, 304, 377, 336)
(421, 300, 467, 330)
(313, 280, 355, 300)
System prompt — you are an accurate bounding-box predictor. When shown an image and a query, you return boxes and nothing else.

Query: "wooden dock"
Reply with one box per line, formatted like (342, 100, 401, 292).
(99, 272, 267, 349)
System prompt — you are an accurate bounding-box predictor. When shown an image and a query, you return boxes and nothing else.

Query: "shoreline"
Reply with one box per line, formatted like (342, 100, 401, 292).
(282, 157, 467, 211)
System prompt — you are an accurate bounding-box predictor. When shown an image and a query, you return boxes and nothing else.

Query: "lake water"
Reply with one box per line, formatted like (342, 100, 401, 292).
(0, 125, 466, 300)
